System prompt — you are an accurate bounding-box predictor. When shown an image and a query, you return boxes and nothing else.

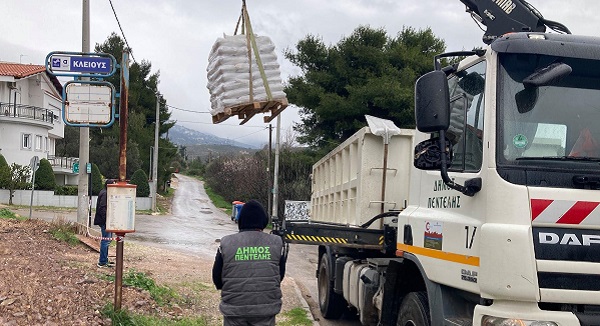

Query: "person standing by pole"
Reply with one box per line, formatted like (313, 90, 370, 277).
(212, 199, 288, 326)
(94, 179, 115, 267)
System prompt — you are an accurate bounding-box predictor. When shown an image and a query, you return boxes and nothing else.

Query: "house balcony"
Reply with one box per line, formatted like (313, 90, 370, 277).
(48, 155, 78, 175)
(0, 102, 57, 128)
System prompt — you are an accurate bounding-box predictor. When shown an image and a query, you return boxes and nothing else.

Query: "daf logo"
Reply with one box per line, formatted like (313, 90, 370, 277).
(539, 232, 600, 246)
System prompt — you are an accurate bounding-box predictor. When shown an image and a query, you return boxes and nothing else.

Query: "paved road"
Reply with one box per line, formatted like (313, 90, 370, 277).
(131, 174, 361, 325)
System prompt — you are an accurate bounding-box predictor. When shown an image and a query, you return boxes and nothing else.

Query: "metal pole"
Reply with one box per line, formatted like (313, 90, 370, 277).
(267, 124, 272, 223)
(152, 92, 159, 212)
(115, 234, 124, 309)
(148, 146, 153, 182)
(271, 116, 281, 222)
(29, 169, 36, 219)
(114, 49, 130, 312)
(118, 50, 129, 182)
(77, 0, 91, 232)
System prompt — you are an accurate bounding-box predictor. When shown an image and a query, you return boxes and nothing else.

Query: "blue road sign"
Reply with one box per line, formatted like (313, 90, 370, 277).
(50, 55, 112, 74)
(46, 51, 117, 78)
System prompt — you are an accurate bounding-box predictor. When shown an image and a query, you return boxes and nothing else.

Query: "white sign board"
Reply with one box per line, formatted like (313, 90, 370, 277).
(65, 83, 112, 124)
(106, 184, 137, 233)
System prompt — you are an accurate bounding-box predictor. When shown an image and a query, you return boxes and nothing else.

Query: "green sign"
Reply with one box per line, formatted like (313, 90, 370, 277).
(86, 163, 92, 174)
(73, 162, 79, 173)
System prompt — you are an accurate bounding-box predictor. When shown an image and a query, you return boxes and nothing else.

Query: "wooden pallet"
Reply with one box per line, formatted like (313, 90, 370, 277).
(212, 98, 289, 125)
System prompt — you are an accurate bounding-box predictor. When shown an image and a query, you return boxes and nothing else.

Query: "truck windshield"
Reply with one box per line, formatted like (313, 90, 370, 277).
(497, 53, 600, 188)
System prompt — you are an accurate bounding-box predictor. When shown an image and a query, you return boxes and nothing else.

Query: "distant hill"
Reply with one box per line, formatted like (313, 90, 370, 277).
(185, 144, 261, 162)
(168, 125, 260, 149)
(168, 125, 262, 161)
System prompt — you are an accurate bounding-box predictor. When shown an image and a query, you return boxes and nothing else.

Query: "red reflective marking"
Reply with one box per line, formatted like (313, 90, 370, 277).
(531, 199, 553, 220)
(556, 201, 600, 224)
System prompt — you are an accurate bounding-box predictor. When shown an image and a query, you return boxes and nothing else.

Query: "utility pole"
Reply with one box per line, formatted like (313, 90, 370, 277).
(271, 116, 281, 223)
(152, 91, 159, 212)
(77, 0, 91, 231)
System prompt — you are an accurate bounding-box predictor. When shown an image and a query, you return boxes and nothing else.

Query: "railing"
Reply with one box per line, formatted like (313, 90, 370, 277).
(48, 156, 78, 170)
(0, 102, 56, 123)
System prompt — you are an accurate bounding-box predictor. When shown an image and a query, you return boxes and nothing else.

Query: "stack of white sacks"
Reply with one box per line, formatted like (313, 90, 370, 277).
(207, 34, 287, 117)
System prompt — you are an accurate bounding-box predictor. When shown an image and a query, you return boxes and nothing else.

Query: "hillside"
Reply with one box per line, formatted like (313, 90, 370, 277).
(168, 125, 260, 149)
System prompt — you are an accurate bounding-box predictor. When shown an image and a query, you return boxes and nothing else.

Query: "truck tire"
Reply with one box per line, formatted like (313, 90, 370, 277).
(318, 254, 347, 319)
(397, 292, 430, 326)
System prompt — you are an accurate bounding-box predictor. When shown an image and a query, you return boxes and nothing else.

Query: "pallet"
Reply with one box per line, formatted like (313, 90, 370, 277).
(212, 98, 288, 125)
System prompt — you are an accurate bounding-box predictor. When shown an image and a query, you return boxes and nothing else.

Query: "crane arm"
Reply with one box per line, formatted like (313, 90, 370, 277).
(459, 0, 571, 44)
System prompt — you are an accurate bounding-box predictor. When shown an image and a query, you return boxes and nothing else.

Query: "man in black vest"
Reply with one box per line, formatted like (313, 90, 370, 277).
(212, 199, 287, 326)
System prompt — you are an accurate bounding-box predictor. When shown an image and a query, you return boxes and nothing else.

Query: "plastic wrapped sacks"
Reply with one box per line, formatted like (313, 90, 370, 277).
(207, 34, 287, 123)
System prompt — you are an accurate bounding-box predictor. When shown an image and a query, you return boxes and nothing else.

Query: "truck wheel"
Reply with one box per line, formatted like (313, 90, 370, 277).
(318, 254, 347, 319)
(397, 292, 430, 326)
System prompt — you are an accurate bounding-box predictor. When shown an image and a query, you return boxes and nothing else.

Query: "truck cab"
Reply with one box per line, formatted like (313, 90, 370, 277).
(409, 32, 600, 325)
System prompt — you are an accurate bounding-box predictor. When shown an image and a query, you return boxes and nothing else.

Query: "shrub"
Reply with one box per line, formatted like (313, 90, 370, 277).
(0, 154, 9, 189)
(91, 163, 103, 195)
(130, 169, 150, 197)
(55, 185, 78, 196)
(34, 158, 57, 190)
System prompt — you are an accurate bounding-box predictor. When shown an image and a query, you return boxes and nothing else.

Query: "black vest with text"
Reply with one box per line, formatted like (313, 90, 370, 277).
(218, 230, 283, 317)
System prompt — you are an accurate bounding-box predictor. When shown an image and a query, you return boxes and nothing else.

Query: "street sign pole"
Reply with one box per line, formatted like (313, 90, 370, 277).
(29, 156, 40, 219)
(115, 49, 130, 311)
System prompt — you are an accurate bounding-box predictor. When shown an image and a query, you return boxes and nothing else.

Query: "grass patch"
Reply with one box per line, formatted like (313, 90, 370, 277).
(204, 186, 232, 216)
(279, 307, 313, 326)
(101, 303, 210, 326)
(0, 208, 26, 220)
(106, 269, 177, 306)
(48, 220, 79, 245)
(10, 205, 76, 212)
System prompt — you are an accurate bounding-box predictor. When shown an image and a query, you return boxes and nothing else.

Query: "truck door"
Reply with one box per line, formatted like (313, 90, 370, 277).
(405, 59, 487, 294)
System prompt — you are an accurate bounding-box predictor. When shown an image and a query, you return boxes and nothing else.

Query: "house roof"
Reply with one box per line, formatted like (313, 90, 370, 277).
(0, 62, 46, 78)
(0, 61, 62, 95)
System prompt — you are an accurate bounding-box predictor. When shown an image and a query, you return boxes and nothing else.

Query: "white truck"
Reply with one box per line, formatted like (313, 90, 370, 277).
(274, 1, 600, 325)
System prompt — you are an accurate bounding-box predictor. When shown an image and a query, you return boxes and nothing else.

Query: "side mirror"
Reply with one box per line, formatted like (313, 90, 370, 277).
(415, 70, 450, 133)
(414, 137, 452, 170)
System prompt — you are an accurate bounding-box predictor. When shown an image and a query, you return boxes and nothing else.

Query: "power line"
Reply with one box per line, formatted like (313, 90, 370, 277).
(231, 126, 269, 141)
(108, 0, 137, 64)
(167, 119, 267, 128)
(166, 104, 211, 114)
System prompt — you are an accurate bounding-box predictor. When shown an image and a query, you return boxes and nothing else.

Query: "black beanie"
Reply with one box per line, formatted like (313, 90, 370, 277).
(238, 200, 268, 230)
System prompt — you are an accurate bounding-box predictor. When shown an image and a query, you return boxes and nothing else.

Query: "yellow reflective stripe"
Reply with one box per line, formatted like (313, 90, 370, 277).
(397, 243, 479, 266)
(285, 234, 347, 244)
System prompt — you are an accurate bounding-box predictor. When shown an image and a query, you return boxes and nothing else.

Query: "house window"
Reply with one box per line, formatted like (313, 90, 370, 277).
(22, 133, 32, 149)
(35, 135, 42, 151)
(45, 137, 49, 152)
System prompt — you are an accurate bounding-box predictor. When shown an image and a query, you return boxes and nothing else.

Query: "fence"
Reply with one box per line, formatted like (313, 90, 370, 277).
(0, 190, 152, 210)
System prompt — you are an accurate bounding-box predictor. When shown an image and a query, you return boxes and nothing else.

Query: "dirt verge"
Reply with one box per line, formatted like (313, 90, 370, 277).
(0, 217, 305, 325)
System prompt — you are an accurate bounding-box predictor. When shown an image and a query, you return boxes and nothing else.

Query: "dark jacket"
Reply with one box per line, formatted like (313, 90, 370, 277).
(93, 188, 108, 226)
(212, 230, 286, 317)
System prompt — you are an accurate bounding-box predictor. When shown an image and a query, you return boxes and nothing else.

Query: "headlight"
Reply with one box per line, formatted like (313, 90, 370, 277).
(482, 316, 558, 326)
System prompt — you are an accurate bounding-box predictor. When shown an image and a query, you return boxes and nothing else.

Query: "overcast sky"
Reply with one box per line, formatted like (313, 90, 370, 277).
(3, 0, 598, 147)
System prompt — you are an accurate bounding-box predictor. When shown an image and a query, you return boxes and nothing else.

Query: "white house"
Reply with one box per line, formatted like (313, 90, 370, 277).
(0, 61, 77, 185)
